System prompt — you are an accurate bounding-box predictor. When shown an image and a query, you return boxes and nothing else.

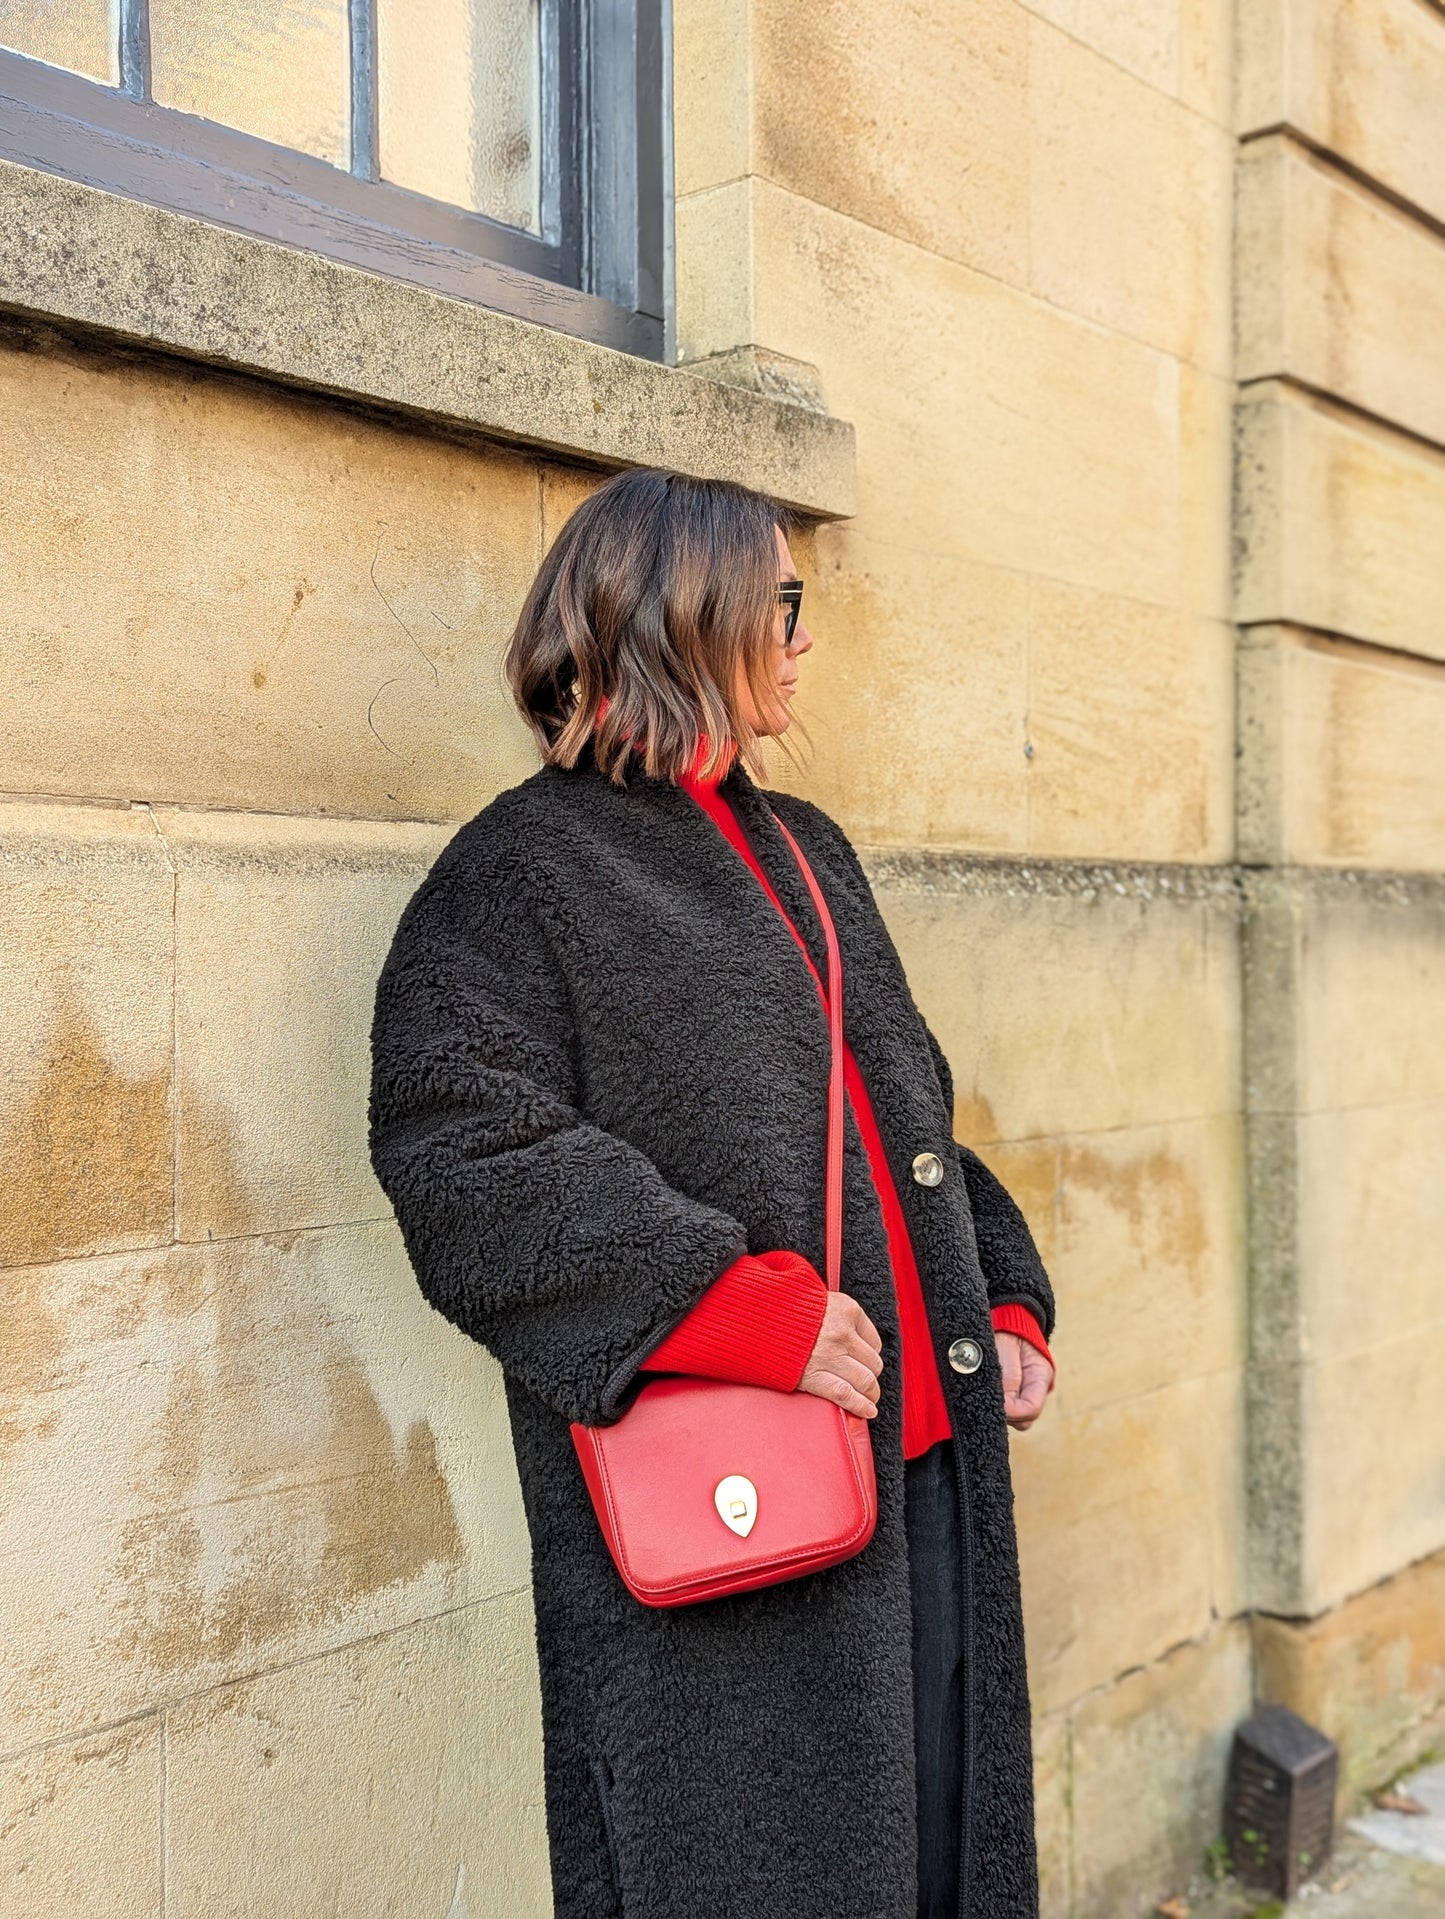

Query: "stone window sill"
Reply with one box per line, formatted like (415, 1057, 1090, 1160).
(0, 158, 855, 520)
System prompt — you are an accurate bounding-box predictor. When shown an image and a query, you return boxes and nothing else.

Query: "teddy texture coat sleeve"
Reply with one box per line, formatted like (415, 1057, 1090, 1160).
(368, 841, 751, 1426)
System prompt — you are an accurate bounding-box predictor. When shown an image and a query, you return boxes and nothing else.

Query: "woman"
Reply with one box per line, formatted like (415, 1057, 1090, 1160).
(369, 470, 1057, 1919)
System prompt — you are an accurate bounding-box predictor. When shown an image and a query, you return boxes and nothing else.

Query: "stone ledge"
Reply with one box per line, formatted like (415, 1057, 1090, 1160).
(4, 795, 1440, 909)
(859, 850, 1445, 909)
(0, 159, 855, 520)
(859, 849, 1245, 906)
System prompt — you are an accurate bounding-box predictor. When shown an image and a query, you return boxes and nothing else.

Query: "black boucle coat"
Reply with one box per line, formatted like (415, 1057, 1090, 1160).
(369, 745, 1056, 1919)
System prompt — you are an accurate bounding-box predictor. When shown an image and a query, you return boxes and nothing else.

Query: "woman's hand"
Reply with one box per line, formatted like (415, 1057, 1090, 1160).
(798, 1291, 884, 1419)
(995, 1331, 1054, 1431)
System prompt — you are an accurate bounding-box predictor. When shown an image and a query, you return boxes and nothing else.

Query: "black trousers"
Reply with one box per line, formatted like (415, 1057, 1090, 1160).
(906, 1438, 966, 1919)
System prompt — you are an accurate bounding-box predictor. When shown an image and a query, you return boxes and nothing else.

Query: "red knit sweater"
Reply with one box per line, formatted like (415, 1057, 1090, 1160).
(639, 735, 1056, 1455)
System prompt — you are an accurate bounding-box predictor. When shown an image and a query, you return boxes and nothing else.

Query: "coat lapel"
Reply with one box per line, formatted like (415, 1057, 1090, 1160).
(714, 763, 833, 984)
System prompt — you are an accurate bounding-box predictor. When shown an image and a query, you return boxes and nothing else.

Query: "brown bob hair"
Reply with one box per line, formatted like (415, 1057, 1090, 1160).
(504, 468, 801, 785)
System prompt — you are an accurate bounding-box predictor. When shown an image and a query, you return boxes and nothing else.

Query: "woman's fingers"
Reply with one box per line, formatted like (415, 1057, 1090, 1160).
(1004, 1376, 1047, 1429)
(995, 1331, 1055, 1431)
(818, 1369, 879, 1418)
(835, 1354, 882, 1402)
(846, 1334, 884, 1380)
(796, 1358, 878, 1418)
(849, 1301, 883, 1357)
(798, 1292, 885, 1417)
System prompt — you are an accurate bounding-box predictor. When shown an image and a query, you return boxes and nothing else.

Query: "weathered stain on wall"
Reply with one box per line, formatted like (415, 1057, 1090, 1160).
(0, 989, 172, 1271)
(113, 1230, 465, 1680)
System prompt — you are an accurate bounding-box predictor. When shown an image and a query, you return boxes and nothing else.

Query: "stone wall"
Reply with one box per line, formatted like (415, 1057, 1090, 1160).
(674, 3, 1245, 1914)
(1231, 0, 1445, 1832)
(0, 352, 560, 1915)
(672, 0, 1445, 1912)
(0, 0, 1441, 1914)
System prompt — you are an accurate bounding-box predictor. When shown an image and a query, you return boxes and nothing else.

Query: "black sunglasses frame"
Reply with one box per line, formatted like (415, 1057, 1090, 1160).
(778, 578, 805, 644)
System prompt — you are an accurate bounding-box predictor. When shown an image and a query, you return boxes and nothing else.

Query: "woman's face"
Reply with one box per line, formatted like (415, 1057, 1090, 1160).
(734, 525, 813, 737)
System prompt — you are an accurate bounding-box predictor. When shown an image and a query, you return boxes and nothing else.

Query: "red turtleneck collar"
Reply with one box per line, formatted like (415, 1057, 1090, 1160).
(684, 734, 738, 789)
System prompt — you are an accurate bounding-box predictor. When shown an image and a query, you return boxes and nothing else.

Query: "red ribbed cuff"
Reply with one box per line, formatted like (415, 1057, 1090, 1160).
(991, 1303, 1057, 1390)
(641, 1250, 829, 1392)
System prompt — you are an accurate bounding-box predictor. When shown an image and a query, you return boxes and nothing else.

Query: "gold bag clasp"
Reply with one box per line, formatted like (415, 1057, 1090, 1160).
(714, 1474, 758, 1538)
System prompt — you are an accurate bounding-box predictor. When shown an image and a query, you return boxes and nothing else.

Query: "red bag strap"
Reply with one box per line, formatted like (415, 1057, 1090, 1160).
(771, 815, 845, 1295)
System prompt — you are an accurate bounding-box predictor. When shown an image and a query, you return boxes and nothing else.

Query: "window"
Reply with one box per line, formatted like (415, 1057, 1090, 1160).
(0, 0, 668, 356)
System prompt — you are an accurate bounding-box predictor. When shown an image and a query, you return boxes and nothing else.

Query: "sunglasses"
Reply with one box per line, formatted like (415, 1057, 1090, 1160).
(777, 578, 804, 645)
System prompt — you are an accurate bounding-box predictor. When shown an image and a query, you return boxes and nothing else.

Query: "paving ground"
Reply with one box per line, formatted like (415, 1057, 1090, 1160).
(1153, 1761, 1445, 1919)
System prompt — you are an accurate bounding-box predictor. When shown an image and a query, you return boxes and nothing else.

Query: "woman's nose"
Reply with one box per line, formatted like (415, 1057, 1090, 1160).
(791, 620, 814, 656)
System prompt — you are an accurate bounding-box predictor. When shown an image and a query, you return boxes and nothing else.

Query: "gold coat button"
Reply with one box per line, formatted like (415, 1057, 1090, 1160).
(911, 1151, 945, 1187)
(948, 1338, 983, 1375)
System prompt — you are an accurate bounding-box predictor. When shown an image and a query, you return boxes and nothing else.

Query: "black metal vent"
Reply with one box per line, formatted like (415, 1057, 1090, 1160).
(1223, 1705, 1338, 1899)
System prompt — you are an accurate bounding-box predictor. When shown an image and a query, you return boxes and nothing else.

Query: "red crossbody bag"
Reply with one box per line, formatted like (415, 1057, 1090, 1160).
(569, 813, 879, 1607)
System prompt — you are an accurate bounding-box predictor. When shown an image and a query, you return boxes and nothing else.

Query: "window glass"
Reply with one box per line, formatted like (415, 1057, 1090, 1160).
(0, 0, 118, 83)
(149, 0, 350, 168)
(0, 0, 662, 355)
(377, 0, 540, 234)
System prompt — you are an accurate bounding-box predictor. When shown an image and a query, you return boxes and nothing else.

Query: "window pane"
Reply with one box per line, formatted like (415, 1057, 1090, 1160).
(150, 0, 349, 167)
(0, 0, 118, 83)
(377, 0, 540, 234)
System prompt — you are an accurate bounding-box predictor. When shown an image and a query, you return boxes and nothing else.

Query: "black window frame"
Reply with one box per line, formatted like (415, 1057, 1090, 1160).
(0, 0, 669, 358)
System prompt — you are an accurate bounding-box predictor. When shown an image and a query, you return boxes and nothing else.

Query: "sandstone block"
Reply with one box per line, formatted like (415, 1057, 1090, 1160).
(1030, 22, 1234, 373)
(0, 1221, 528, 1752)
(1026, 581, 1233, 862)
(1238, 629, 1445, 869)
(1033, 1710, 1072, 1919)
(1025, 0, 1177, 97)
(164, 1595, 549, 1918)
(973, 1138, 1062, 1265)
(670, 0, 751, 199)
(1068, 1621, 1253, 1918)
(1238, 137, 1445, 450)
(1205, 1360, 1253, 1625)
(768, 528, 1030, 853)
(1235, 384, 1445, 660)
(1236, 639, 1288, 868)
(1234, 875, 1445, 1621)
(0, 800, 174, 1269)
(745, 181, 1185, 611)
(1052, 1115, 1246, 1415)
(876, 880, 1241, 1144)
(155, 809, 449, 1240)
(1237, 0, 1445, 231)
(1012, 1370, 1245, 1712)
(1253, 1545, 1445, 1805)
(1028, 0, 1233, 119)
(0, 340, 542, 819)
(1239, 876, 1308, 1120)
(1180, 0, 1234, 120)
(1298, 1101, 1445, 1364)
(753, 0, 1030, 286)
(541, 462, 605, 550)
(674, 179, 756, 366)
(0, 1717, 161, 1916)
(1296, 890, 1445, 1110)
(1181, 364, 1235, 622)
(1305, 1320, 1445, 1611)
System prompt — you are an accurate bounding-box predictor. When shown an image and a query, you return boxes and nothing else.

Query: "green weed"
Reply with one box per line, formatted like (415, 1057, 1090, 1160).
(1202, 1837, 1233, 1882)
